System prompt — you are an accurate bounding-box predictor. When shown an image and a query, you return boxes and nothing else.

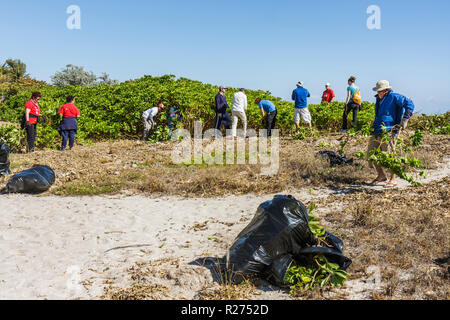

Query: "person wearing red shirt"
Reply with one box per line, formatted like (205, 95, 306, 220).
(24, 92, 42, 153)
(57, 95, 81, 151)
(322, 83, 335, 103)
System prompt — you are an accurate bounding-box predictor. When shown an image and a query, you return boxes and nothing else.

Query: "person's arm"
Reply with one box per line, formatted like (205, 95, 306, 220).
(396, 95, 415, 129)
(292, 90, 296, 101)
(25, 108, 31, 125)
(244, 95, 248, 111)
(215, 94, 222, 113)
(345, 89, 351, 105)
(330, 90, 335, 102)
(58, 106, 64, 120)
(307, 90, 311, 98)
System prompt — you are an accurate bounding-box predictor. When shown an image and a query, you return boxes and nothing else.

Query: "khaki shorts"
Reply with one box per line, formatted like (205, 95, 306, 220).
(294, 108, 311, 124)
(366, 133, 398, 168)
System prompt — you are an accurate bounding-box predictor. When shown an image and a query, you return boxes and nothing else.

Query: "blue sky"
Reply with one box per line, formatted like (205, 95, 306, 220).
(1, 0, 449, 114)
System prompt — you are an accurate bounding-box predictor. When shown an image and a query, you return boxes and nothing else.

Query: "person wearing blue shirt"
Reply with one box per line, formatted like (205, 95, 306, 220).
(367, 80, 415, 188)
(255, 98, 277, 137)
(292, 81, 312, 129)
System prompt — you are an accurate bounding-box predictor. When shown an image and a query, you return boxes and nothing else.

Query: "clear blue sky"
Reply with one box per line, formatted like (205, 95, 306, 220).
(1, 0, 449, 114)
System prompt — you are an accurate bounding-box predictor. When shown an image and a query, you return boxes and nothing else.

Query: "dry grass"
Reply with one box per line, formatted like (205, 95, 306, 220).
(2, 131, 447, 197)
(313, 177, 449, 300)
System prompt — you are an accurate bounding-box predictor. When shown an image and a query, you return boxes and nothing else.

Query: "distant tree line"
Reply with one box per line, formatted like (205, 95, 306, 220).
(0, 59, 118, 87)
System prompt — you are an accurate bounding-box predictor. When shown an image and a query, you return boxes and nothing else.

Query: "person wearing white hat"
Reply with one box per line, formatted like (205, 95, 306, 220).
(367, 80, 415, 188)
(292, 81, 312, 130)
(321, 83, 335, 103)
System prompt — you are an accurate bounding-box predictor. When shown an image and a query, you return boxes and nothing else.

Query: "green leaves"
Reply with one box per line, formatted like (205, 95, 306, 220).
(284, 203, 350, 294)
(284, 255, 349, 292)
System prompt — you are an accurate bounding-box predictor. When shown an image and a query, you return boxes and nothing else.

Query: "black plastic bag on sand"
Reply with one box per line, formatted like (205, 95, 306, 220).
(318, 150, 354, 166)
(0, 143, 11, 176)
(1, 165, 55, 194)
(226, 195, 352, 285)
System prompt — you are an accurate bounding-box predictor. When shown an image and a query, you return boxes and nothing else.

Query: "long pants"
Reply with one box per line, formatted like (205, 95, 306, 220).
(231, 110, 247, 137)
(342, 103, 360, 130)
(61, 130, 76, 150)
(265, 110, 277, 137)
(142, 117, 154, 141)
(26, 124, 37, 152)
(215, 112, 231, 133)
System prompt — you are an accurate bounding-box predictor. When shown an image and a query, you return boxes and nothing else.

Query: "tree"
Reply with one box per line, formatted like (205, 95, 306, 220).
(51, 64, 119, 87)
(98, 72, 118, 85)
(51, 64, 98, 87)
(0, 59, 28, 82)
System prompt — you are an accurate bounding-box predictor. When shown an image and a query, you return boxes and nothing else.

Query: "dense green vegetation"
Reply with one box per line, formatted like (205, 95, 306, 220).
(0, 75, 376, 148)
(0, 74, 448, 152)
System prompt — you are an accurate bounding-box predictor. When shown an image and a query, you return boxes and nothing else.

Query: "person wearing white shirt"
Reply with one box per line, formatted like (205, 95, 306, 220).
(142, 103, 164, 141)
(231, 88, 248, 137)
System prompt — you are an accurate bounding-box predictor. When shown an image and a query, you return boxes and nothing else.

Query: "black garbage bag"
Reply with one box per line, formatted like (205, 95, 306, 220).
(0, 143, 11, 176)
(318, 150, 354, 166)
(226, 195, 351, 285)
(1, 165, 55, 194)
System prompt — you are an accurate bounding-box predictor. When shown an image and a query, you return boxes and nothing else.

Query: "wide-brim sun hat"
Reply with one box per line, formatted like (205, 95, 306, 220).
(373, 80, 392, 92)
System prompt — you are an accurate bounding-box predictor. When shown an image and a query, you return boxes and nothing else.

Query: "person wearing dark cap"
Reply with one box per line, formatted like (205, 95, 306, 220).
(57, 95, 81, 151)
(214, 85, 232, 136)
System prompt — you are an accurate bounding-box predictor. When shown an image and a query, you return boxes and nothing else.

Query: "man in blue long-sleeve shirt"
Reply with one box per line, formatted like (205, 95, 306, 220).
(367, 80, 415, 188)
(214, 85, 231, 136)
(292, 81, 312, 129)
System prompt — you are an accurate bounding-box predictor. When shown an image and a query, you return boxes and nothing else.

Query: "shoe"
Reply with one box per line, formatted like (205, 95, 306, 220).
(384, 182, 398, 188)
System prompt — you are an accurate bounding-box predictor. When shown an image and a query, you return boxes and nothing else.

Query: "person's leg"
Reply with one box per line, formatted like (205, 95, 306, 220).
(272, 110, 277, 132)
(267, 111, 276, 137)
(69, 130, 76, 150)
(231, 111, 239, 137)
(385, 132, 399, 187)
(142, 117, 150, 141)
(223, 112, 232, 131)
(367, 135, 388, 184)
(302, 108, 312, 129)
(26, 124, 36, 152)
(294, 109, 300, 130)
(342, 104, 350, 130)
(352, 104, 359, 126)
(265, 114, 271, 137)
(241, 111, 247, 137)
(61, 130, 68, 150)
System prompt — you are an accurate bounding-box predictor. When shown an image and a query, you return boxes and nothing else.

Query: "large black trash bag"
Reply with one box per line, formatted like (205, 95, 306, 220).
(226, 195, 352, 285)
(0, 143, 11, 176)
(318, 150, 354, 166)
(1, 165, 55, 194)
